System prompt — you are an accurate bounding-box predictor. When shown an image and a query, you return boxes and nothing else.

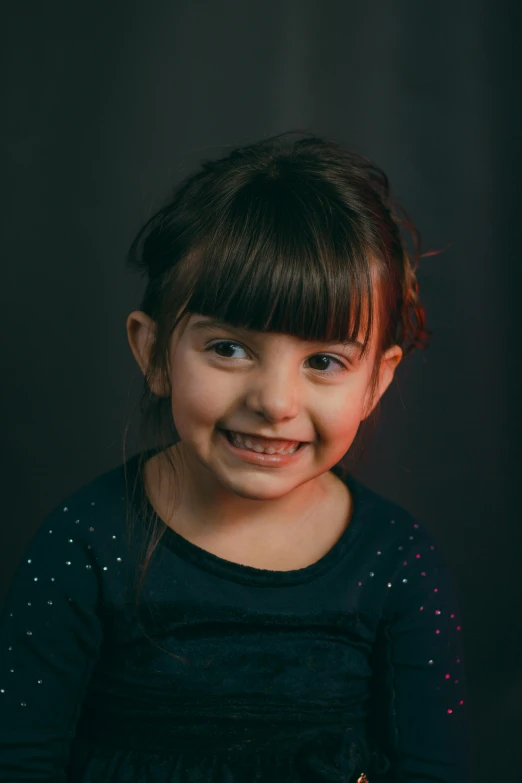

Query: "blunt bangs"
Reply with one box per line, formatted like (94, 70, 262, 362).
(171, 176, 379, 361)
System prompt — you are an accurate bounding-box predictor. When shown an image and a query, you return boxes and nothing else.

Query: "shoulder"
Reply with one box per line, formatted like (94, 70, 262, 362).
(345, 477, 463, 620)
(346, 473, 426, 540)
(8, 455, 140, 598)
(34, 456, 130, 543)
(344, 473, 452, 577)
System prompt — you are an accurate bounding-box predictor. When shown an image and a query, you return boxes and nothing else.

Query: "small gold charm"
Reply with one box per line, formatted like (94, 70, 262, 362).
(357, 775, 369, 783)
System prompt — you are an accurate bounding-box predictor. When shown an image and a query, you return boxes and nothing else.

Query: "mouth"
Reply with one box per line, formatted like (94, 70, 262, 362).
(220, 429, 305, 452)
(217, 428, 309, 463)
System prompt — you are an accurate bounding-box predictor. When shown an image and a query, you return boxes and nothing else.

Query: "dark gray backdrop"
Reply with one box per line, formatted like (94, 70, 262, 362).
(2, 2, 521, 781)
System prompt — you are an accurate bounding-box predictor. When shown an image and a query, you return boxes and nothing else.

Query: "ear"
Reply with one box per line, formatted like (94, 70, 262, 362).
(363, 345, 403, 419)
(126, 311, 170, 397)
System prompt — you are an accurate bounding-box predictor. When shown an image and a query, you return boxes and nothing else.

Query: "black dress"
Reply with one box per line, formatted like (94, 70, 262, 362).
(0, 449, 472, 782)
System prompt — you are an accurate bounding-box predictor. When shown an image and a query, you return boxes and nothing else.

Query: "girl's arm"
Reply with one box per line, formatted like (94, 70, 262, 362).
(0, 504, 103, 782)
(369, 522, 473, 783)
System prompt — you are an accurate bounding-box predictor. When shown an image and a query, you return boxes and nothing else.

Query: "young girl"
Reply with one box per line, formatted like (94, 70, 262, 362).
(0, 131, 472, 782)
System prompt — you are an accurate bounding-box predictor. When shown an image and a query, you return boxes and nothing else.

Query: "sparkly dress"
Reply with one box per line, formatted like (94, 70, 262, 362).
(0, 449, 472, 782)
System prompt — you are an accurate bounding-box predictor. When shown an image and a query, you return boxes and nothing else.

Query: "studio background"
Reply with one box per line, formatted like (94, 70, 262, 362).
(2, 3, 521, 782)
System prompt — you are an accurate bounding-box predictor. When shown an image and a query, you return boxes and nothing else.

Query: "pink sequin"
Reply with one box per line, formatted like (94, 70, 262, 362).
(403, 561, 408, 566)
(420, 606, 424, 611)
(416, 554, 421, 559)
(434, 588, 439, 593)
(445, 674, 450, 679)
(435, 630, 440, 634)
(447, 709, 453, 714)
(460, 700, 464, 705)
(435, 610, 441, 615)
(456, 626, 461, 631)
(421, 571, 426, 576)
(414, 524, 419, 528)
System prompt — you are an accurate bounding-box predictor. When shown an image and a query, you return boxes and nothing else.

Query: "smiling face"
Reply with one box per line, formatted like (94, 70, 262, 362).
(127, 301, 402, 532)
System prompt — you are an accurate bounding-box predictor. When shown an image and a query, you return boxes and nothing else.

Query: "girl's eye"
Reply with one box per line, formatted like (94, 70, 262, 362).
(205, 340, 348, 375)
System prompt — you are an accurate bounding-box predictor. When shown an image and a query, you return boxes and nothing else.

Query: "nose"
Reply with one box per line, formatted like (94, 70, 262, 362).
(243, 364, 302, 423)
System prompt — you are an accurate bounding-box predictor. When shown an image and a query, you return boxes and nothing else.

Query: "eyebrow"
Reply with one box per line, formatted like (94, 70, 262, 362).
(188, 317, 364, 349)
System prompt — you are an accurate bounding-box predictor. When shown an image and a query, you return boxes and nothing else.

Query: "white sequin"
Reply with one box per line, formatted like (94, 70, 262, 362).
(116, 557, 122, 562)
(402, 579, 408, 583)
(47, 601, 53, 605)
(103, 567, 108, 571)
(387, 583, 392, 587)
(65, 562, 71, 566)
(63, 507, 68, 512)
(27, 559, 32, 564)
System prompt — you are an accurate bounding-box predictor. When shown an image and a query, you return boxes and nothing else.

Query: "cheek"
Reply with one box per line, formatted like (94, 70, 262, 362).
(321, 407, 363, 446)
(318, 383, 368, 434)
(169, 359, 226, 425)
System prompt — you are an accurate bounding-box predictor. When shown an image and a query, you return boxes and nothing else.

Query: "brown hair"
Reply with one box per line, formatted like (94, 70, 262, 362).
(121, 130, 435, 656)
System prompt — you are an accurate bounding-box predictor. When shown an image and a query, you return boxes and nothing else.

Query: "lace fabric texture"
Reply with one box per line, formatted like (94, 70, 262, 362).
(67, 724, 392, 782)
(67, 598, 393, 781)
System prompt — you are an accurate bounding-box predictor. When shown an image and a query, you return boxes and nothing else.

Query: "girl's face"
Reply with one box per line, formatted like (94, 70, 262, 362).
(128, 308, 402, 508)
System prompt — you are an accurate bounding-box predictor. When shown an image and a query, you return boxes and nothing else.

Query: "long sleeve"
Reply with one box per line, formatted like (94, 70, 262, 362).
(0, 504, 104, 782)
(371, 523, 473, 783)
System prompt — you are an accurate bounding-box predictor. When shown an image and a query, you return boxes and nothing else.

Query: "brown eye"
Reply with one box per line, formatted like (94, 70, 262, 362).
(308, 354, 346, 373)
(207, 341, 246, 359)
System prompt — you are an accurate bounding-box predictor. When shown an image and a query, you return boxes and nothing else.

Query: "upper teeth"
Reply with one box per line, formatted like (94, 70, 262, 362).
(228, 431, 300, 455)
